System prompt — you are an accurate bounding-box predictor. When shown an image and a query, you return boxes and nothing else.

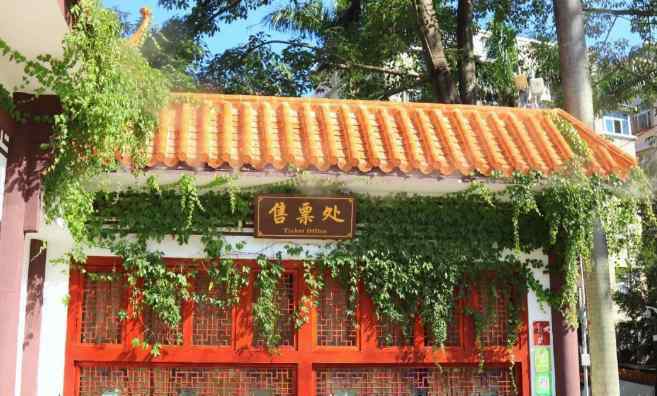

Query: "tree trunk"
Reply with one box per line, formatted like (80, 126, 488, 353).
(554, 0, 619, 394)
(413, 0, 459, 103)
(587, 221, 621, 395)
(457, 0, 476, 104)
(554, 0, 594, 126)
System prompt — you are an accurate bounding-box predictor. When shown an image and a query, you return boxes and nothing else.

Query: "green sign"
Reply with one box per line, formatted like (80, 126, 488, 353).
(533, 346, 553, 396)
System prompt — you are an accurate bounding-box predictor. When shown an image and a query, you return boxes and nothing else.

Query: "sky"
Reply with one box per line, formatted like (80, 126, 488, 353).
(102, 0, 297, 53)
(102, 0, 643, 56)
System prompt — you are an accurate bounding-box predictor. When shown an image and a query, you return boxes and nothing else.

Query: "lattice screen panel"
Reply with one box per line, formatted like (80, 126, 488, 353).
(316, 366, 514, 396)
(144, 306, 183, 346)
(79, 366, 296, 396)
(254, 273, 296, 347)
(317, 279, 357, 346)
(376, 317, 413, 347)
(78, 367, 151, 396)
(81, 274, 127, 344)
(479, 291, 508, 347)
(193, 272, 232, 346)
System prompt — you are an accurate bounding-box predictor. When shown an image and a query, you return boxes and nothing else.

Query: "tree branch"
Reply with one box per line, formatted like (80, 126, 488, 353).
(332, 62, 421, 78)
(584, 7, 657, 17)
(193, 0, 242, 32)
(376, 77, 430, 99)
(241, 39, 422, 78)
(212, 0, 243, 19)
(412, 0, 458, 103)
(241, 39, 322, 58)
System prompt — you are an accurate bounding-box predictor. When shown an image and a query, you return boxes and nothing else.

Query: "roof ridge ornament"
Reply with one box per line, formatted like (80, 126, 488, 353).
(127, 7, 152, 48)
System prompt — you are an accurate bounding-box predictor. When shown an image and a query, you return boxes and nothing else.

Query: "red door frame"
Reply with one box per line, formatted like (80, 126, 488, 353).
(63, 256, 531, 396)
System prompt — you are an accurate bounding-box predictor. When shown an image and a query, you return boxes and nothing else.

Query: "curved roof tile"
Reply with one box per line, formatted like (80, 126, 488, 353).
(133, 94, 636, 178)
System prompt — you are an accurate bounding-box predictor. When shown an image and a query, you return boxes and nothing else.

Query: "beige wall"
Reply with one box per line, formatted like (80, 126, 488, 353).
(0, 0, 67, 92)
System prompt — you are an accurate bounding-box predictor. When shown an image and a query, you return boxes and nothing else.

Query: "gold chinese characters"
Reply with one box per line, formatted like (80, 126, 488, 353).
(268, 202, 287, 224)
(322, 205, 345, 223)
(268, 202, 345, 225)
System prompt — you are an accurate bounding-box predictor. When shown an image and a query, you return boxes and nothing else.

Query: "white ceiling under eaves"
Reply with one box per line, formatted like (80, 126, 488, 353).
(0, 0, 68, 93)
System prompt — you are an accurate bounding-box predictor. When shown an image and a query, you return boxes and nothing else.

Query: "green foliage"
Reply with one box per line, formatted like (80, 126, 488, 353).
(160, 0, 551, 101)
(160, 0, 274, 35)
(72, 143, 649, 358)
(58, 113, 647, 357)
(141, 17, 206, 90)
(253, 255, 285, 348)
(315, 188, 544, 347)
(615, 200, 657, 366)
(199, 33, 318, 96)
(478, 7, 519, 106)
(526, 1, 657, 114)
(0, 0, 170, 242)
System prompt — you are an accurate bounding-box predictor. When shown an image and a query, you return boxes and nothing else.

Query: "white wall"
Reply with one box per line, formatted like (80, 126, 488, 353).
(525, 252, 556, 396)
(35, 234, 71, 396)
(14, 239, 31, 396)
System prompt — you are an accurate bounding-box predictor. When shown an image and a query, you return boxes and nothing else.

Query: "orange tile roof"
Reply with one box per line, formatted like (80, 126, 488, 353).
(136, 94, 636, 177)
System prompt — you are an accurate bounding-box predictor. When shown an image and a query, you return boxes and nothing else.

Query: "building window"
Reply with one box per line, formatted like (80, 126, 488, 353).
(603, 116, 630, 135)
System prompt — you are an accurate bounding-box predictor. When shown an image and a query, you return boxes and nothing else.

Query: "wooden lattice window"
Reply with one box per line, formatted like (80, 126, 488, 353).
(376, 317, 414, 347)
(143, 306, 183, 346)
(193, 272, 233, 346)
(78, 366, 295, 396)
(317, 279, 357, 346)
(253, 272, 296, 347)
(316, 366, 514, 396)
(479, 290, 509, 347)
(80, 273, 126, 344)
(66, 257, 530, 396)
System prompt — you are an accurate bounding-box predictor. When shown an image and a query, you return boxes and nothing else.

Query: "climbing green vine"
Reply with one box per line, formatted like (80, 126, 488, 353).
(70, 154, 649, 360)
(0, 0, 170, 241)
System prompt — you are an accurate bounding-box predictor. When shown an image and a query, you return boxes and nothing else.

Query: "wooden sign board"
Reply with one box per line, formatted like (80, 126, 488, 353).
(254, 195, 356, 239)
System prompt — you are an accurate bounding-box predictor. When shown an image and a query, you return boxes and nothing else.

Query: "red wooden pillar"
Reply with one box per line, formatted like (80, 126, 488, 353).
(0, 94, 57, 395)
(549, 252, 581, 396)
(297, 267, 314, 396)
(0, 105, 27, 396)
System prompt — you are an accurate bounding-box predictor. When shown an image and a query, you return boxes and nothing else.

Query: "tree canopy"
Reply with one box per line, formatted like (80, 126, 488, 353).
(128, 0, 655, 113)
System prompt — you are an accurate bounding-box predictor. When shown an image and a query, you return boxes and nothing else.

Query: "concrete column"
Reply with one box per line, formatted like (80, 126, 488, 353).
(549, 252, 581, 396)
